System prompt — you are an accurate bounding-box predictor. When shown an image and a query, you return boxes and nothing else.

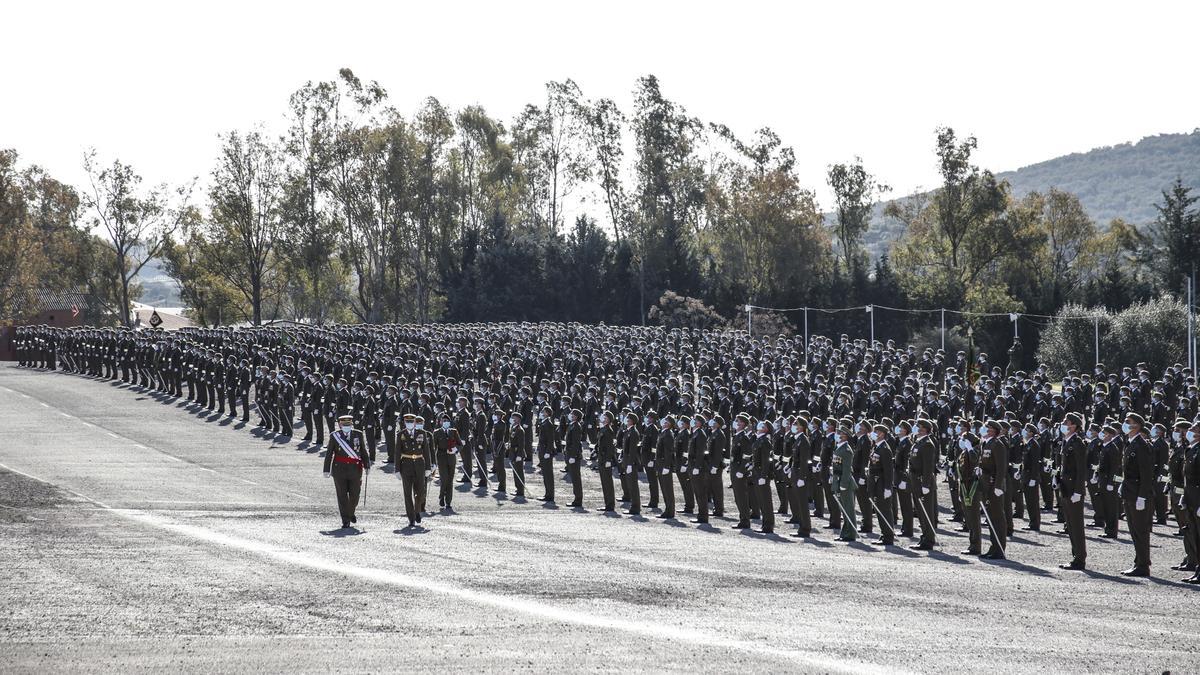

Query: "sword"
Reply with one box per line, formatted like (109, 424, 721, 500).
(867, 493, 895, 538)
(362, 465, 369, 508)
(831, 488, 860, 535)
(474, 444, 490, 487)
(511, 458, 529, 493)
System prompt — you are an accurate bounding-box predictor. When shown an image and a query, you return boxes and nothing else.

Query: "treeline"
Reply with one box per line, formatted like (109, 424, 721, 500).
(2, 70, 1199, 368)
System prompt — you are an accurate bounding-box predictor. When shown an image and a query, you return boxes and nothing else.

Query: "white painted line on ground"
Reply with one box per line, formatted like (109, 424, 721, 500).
(81, 421, 93, 427)
(58, 412, 70, 418)
(39, 402, 49, 408)
(110, 507, 888, 673)
(105, 432, 119, 439)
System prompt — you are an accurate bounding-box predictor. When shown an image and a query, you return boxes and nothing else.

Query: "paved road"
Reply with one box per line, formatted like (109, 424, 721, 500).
(0, 363, 1196, 673)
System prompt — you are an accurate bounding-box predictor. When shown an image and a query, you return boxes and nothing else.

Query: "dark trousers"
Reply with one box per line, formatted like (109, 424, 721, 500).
(1125, 495, 1152, 570)
(460, 438, 475, 478)
(645, 461, 659, 507)
(872, 485, 895, 544)
(621, 464, 640, 513)
(493, 452, 506, 493)
(731, 473, 752, 523)
(1173, 494, 1197, 566)
(279, 404, 294, 436)
(788, 479, 811, 535)
(566, 458, 583, 504)
(824, 482, 841, 528)
(897, 486, 914, 535)
(1100, 485, 1120, 537)
(855, 479, 873, 532)
(437, 454, 456, 506)
(511, 459, 527, 496)
(913, 488, 936, 545)
(1063, 492, 1087, 565)
(399, 458, 425, 523)
(539, 450, 554, 500)
(756, 480, 775, 531)
(332, 473, 362, 525)
(658, 468, 675, 516)
(599, 464, 615, 510)
(692, 469, 710, 522)
(1022, 480, 1041, 530)
(811, 479, 825, 517)
(983, 491, 1006, 556)
(676, 471, 694, 512)
(708, 470, 725, 516)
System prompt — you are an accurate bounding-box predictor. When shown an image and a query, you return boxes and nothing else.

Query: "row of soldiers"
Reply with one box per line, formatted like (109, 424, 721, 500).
(13, 322, 1200, 580)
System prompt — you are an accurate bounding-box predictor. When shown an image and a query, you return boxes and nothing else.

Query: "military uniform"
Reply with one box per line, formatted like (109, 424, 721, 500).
(831, 438, 857, 541)
(323, 419, 368, 528)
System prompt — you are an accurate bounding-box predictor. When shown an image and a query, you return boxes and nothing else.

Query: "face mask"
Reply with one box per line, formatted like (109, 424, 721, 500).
(1060, 424, 1070, 435)
(1173, 431, 1182, 442)
(790, 425, 800, 434)
(1150, 428, 1161, 438)
(406, 422, 415, 431)
(1021, 431, 1031, 440)
(415, 423, 424, 431)
(340, 425, 352, 434)
(958, 438, 969, 450)
(708, 420, 716, 429)
(1188, 431, 1197, 443)
(868, 431, 879, 442)
(893, 425, 902, 436)
(1121, 423, 1132, 435)
(510, 419, 518, 427)
(441, 421, 450, 430)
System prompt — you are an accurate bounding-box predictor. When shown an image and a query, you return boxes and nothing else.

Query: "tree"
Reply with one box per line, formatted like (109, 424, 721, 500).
(581, 96, 631, 245)
(1150, 177, 1200, 294)
(510, 80, 591, 233)
(203, 129, 285, 325)
(82, 150, 194, 326)
(827, 157, 889, 274)
(280, 79, 346, 324)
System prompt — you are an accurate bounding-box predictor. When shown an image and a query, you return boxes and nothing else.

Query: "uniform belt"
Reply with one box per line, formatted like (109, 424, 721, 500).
(400, 453, 423, 460)
(333, 456, 361, 465)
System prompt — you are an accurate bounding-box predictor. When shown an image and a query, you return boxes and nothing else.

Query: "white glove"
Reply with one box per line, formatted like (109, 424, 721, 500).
(625, 465, 632, 473)
(898, 481, 907, 490)
(450, 448, 458, 454)
(710, 467, 718, 475)
(857, 478, 865, 486)
(884, 489, 893, 499)
(757, 478, 766, 486)
(814, 463, 822, 472)
(1196, 506, 1200, 518)
(921, 487, 930, 495)
(1105, 484, 1114, 491)
(994, 488, 1003, 497)
(661, 468, 669, 475)
(974, 466, 983, 477)
(323, 472, 331, 478)
(605, 461, 612, 468)
(425, 470, 433, 478)
(735, 472, 745, 479)
(1028, 479, 1037, 487)
(543, 453, 550, 459)
(1135, 496, 1146, 511)
(1090, 476, 1098, 485)
(568, 458, 576, 464)
(796, 479, 805, 487)
(692, 468, 700, 475)
(1070, 492, 1082, 503)
(386, 426, 393, 431)
(647, 460, 654, 468)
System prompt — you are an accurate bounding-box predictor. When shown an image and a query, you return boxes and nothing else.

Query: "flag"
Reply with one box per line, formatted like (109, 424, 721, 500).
(71, 304, 79, 318)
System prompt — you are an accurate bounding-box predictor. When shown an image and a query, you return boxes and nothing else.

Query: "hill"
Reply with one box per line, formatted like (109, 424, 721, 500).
(863, 129, 1200, 258)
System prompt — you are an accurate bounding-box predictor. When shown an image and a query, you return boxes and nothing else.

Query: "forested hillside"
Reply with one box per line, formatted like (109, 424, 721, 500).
(865, 130, 1200, 257)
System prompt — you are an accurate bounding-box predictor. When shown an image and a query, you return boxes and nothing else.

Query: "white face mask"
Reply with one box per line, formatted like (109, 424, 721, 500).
(491, 415, 499, 423)
(868, 431, 879, 442)
(415, 423, 424, 431)
(441, 421, 450, 430)
(340, 425, 352, 434)
(1173, 431, 1182, 443)
(1060, 424, 1070, 435)
(405, 422, 415, 431)
(1188, 430, 1197, 443)
(790, 425, 800, 434)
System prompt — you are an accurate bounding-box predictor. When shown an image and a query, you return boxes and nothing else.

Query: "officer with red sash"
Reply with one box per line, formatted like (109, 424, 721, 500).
(323, 413, 369, 529)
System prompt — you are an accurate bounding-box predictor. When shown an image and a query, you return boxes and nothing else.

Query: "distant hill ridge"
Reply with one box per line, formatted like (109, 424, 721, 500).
(863, 129, 1200, 257)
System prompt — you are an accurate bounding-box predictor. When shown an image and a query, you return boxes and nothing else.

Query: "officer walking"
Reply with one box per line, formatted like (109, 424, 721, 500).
(322, 414, 369, 529)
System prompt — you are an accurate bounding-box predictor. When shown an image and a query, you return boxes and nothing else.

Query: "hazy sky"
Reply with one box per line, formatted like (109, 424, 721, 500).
(3, 0, 1198, 210)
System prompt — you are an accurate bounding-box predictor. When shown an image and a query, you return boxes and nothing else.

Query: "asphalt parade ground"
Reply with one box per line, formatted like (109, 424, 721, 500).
(0, 363, 1196, 673)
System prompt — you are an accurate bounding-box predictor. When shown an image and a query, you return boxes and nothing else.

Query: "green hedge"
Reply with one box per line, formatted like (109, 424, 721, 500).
(1036, 297, 1189, 378)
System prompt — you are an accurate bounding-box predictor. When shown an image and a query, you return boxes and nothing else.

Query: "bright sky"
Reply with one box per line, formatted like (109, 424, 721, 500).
(3, 0, 1198, 212)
